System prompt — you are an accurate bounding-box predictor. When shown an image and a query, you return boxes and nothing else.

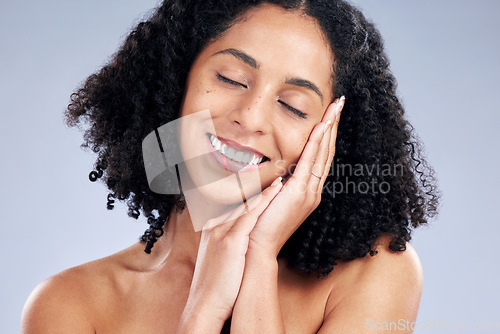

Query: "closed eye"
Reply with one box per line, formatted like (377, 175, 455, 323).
(217, 74, 247, 88)
(278, 100, 307, 119)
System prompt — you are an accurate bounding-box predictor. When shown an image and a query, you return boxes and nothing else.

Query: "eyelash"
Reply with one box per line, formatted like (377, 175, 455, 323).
(216, 74, 307, 119)
(217, 74, 247, 88)
(278, 100, 307, 119)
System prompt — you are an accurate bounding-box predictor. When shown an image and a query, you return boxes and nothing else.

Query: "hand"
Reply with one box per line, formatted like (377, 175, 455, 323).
(247, 97, 345, 259)
(180, 176, 284, 327)
(178, 96, 344, 331)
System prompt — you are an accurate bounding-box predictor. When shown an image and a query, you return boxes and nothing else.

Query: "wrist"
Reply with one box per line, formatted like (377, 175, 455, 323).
(247, 241, 280, 263)
(245, 245, 279, 272)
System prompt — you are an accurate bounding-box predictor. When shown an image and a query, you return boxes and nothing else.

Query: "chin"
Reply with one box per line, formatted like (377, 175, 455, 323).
(185, 162, 265, 205)
(181, 170, 266, 231)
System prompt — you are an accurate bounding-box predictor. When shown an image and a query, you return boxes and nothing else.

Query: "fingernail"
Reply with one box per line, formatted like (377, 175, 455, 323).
(271, 176, 283, 187)
(323, 119, 332, 133)
(336, 96, 345, 115)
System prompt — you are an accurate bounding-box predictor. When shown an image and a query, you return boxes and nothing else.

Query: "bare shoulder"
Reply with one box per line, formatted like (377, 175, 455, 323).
(326, 234, 423, 288)
(319, 235, 423, 333)
(354, 235, 423, 285)
(21, 246, 136, 333)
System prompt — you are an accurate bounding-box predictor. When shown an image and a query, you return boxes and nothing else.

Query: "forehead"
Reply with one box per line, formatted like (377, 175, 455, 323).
(198, 4, 335, 100)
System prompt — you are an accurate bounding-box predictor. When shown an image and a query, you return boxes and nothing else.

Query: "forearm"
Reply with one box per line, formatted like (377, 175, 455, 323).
(231, 250, 285, 333)
(176, 297, 226, 334)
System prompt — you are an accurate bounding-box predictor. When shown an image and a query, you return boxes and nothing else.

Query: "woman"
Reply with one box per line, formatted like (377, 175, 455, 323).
(21, 0, 439, 332)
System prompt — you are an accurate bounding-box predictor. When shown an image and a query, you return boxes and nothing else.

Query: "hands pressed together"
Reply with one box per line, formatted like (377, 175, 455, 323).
(177, 97, 345, 333)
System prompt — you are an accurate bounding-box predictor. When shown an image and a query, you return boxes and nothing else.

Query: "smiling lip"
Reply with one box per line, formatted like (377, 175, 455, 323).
(205, 133, 270, 173)
(207, 133, 266, 158)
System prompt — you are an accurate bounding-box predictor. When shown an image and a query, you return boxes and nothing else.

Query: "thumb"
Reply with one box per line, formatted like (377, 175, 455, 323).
(202, 176, 283, 232)
(228, 176, 283, 235)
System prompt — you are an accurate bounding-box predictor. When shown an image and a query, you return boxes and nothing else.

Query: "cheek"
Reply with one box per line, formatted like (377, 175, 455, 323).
(275, 130, 309, 177)
(182, 83, 220, 116)
(202, 88, 223, 110)
(280, 128, 311, 164)
(295, 132, 310, 159)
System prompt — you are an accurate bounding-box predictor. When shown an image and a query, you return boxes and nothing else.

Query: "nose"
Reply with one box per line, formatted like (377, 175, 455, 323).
(227, 90, 273, 135)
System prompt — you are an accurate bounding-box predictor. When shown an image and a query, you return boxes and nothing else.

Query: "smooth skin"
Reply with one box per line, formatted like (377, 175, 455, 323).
(21, 5, 423, 334)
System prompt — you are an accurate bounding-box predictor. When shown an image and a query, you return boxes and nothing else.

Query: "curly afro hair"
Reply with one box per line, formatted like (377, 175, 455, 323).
(65, 0, 440, 278)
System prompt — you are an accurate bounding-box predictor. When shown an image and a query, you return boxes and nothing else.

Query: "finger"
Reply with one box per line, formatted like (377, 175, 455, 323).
(202, 176, 283, 232)
(311, 119, 332, 193)
(324, 97, 345, 176)
(228, 176, 283, 234)
(294, 99, 338, 193)
(289, 121, 328, 191)
(202, 187, 261, 232)
(321, 98, 340, 123)
(202, 194, 259, 232)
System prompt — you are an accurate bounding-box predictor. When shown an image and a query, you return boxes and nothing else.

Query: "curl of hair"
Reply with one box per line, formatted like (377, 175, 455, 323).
(65, 0, 440, 277)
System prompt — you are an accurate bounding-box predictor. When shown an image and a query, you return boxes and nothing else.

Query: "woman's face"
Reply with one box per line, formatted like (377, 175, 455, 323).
(178, 4, 334, 206)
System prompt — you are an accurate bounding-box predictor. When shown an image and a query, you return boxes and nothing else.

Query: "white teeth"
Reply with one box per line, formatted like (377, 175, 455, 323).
(214, 139, 221, 151)
(209, 134, 265, 165)
(225, 147, 236, 160)
(234, 150, 243, 162)
(242, 152, 251, 163)
(250, 155, 263, 165)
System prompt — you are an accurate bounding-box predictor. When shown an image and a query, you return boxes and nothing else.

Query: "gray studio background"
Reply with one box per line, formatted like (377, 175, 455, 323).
(1, 0, 499, 333)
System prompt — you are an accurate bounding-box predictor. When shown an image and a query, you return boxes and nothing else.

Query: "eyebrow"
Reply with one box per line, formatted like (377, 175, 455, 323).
(213, 48, 259, 69)
(212, 48, 324, 103)
(285, 77, 323, 103)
